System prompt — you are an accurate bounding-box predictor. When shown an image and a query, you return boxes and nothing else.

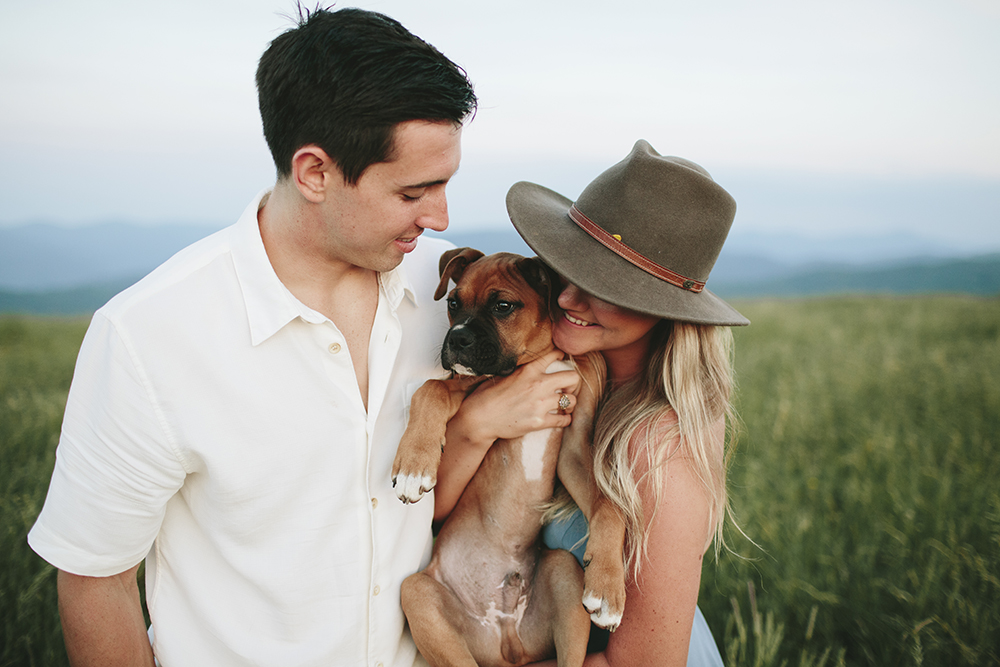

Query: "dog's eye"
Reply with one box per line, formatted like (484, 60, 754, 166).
(493, 301, 514, 315)
(447, 298, 459, 311)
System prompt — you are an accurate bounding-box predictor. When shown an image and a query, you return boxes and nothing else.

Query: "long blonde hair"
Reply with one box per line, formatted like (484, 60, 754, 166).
(553, 320, 738, 582)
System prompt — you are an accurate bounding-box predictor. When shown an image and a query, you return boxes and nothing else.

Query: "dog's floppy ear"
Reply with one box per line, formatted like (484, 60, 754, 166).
(435, 247, 485, 300)
(516, 256, 561, 317)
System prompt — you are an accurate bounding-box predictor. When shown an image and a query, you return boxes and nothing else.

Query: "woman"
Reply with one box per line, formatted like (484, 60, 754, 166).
(437, 140, 748, 666)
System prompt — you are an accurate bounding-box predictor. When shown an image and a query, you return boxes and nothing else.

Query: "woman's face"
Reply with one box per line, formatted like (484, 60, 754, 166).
(551, 278, 661, 365)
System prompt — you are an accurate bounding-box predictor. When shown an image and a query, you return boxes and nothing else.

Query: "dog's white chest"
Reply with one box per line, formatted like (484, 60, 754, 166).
(519, 429, 553, 481)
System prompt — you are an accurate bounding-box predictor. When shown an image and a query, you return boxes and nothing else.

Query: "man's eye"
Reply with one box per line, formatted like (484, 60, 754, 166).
(494, 302, 514, 314)
(402, 191, 424, 201)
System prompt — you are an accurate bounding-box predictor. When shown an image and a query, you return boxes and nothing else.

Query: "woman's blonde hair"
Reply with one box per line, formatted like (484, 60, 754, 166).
(550, 320, 738, 582)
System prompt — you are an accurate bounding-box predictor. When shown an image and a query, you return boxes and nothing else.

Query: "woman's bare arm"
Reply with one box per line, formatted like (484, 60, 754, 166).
(600, 453, 712, 665)
(531, 417, 722, 666)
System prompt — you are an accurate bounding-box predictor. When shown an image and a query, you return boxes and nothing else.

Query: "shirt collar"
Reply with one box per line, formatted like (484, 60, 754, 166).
(231, 190, 419, 346)
(379, 256, 418, 312)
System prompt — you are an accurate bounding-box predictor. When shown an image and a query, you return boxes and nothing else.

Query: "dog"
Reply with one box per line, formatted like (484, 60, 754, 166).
(391, 248, 627, 667)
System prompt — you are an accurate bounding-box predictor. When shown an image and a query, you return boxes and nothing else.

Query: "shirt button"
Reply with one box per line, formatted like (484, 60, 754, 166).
(371, 497, 378, 509)
(376, 663, 384, 667)
(328, 342, 341, 354)
(373, 585, 381, 596)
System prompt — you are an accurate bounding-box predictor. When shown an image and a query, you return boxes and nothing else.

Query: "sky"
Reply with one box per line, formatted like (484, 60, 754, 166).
(1, 0, 998, 252)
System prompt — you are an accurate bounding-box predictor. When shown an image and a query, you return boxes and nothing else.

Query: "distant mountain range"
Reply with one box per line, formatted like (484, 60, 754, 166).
(1, 223, 998, 315)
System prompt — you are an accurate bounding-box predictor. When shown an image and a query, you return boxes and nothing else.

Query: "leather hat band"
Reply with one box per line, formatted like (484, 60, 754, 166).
(568, 204, 705, 293)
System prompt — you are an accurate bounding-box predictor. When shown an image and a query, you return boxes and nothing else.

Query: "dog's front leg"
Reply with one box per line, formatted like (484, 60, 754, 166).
(555, 353, 627, 631)
(578, 498, 627, 631)
(392, 375, 481, 504)
(554, 352, 605, 518)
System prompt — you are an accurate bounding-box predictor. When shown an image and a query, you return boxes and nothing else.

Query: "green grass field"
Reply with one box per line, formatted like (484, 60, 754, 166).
(704, 296, 1000, 666)
(2, 296, 998, 666)
(1, 316, 87, 666)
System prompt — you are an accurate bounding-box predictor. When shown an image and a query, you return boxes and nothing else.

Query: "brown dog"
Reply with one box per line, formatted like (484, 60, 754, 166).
(391, 248, 627, 667)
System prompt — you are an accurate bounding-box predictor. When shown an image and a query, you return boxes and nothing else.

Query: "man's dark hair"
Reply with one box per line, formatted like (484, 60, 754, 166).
(256, 6, 477, 184)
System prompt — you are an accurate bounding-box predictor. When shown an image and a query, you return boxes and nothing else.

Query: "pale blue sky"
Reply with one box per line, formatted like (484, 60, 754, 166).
(1, 0, 998, 250)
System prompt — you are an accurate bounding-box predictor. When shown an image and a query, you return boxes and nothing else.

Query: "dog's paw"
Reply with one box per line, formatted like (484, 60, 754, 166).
(391, 470, 436, 504)
(581, 552, 626, 631)
(582, 592, 623, 631)
(391, 445, 441, 503)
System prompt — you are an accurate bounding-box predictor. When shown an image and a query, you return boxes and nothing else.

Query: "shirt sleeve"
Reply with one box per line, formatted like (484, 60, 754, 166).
(28, 310, 188, 577)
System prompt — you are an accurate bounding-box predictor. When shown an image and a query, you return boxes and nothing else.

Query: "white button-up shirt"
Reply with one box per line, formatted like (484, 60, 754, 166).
(29, 191, 452, 667)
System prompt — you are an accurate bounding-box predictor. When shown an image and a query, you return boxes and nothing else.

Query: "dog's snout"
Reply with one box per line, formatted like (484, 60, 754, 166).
(442, 321, 516, 376)
(447, 325, 474, 350)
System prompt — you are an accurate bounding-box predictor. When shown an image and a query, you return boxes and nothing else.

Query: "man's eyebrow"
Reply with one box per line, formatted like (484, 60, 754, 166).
(400, 167, 460, 190)
(400, 178, 449, 189)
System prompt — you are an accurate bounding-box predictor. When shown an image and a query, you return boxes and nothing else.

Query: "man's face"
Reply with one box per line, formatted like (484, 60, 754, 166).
(320, 120, 463, 273)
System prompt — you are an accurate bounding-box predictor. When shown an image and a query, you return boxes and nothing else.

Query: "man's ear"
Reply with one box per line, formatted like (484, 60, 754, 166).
(290, 145, 339, 203)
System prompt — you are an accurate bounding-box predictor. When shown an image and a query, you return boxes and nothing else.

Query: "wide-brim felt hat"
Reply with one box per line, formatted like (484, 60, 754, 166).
(506, 140, 749, 326)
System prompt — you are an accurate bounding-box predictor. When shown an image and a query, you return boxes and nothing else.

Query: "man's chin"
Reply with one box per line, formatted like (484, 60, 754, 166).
(370, 252, 406, 274)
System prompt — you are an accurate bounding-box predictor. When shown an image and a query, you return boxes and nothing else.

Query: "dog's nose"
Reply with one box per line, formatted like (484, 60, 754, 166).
(447, 325, 475, 350)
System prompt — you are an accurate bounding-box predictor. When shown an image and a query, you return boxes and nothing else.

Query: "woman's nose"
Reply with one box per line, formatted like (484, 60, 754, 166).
(557, 282, 585, 310)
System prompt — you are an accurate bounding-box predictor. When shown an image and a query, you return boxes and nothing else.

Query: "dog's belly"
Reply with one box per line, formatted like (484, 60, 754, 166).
(426, 429, 563, 661)
(518, 429, 549, 481)
(427, 538, 549, 666)
(434, 538, 536, 625)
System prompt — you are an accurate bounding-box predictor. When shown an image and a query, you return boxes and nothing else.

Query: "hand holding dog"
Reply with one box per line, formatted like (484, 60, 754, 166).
(432, 349, 578, 522)
(470, 349, 579, 438)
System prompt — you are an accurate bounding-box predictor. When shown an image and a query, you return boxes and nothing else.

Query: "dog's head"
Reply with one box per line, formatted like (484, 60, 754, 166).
(434, 247, 560, 376)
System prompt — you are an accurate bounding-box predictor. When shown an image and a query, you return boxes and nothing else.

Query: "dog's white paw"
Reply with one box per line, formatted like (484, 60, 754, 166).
(582, 593, 623, 631)
(393, 472, 435, 504)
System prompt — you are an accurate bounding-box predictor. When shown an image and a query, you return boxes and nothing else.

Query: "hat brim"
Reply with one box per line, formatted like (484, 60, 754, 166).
(506, 181, 749, 326)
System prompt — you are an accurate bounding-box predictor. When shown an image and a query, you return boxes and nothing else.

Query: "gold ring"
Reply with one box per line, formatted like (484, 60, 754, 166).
(558, 393, 571, 412)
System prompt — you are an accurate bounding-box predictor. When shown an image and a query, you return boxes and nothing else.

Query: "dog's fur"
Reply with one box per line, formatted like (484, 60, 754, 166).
(391, 248, 627, 667)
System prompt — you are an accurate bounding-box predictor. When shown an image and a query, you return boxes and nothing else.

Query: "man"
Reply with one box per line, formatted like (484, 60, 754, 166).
(28, 8, 577, 666)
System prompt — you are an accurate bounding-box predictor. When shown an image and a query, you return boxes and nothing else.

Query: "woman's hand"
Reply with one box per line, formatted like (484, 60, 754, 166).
(463, 349, 580, 441)
(433, 349, 580, 522)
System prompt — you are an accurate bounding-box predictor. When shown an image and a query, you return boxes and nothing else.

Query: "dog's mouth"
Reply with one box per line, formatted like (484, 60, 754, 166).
(441, 324, 518, 377)
(442, 352, 518, 377)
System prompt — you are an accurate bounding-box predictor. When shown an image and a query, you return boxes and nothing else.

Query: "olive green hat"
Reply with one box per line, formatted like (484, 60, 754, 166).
(506, 140, 748, 326)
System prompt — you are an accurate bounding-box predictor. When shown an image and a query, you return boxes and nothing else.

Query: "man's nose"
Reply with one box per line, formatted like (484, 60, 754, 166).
(417, 188, 448, 232)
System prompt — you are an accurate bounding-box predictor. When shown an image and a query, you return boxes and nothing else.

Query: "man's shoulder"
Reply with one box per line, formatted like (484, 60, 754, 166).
(99, 226, 236, 322)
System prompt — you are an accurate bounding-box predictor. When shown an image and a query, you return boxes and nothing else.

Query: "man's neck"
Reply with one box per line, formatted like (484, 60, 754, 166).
(257, 183, 379, 410)
(258, 184, 375, 315)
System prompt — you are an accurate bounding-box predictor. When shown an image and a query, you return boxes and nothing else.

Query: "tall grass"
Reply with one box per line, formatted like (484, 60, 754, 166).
(702, 296, 1000, 665)
(1, 296, 998, 665)
(1, 317, 86, 667)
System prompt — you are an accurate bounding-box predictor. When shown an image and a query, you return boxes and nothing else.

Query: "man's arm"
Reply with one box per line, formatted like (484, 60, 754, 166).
(57, 563, 155, 667)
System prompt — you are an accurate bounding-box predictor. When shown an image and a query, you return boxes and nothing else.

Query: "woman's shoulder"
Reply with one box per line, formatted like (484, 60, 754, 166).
(627, 408, 681, 457)
(626, 407, 726, 482)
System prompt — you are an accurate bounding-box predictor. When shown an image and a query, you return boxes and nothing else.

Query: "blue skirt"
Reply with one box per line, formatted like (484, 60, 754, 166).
(542, 510, 724, 667)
